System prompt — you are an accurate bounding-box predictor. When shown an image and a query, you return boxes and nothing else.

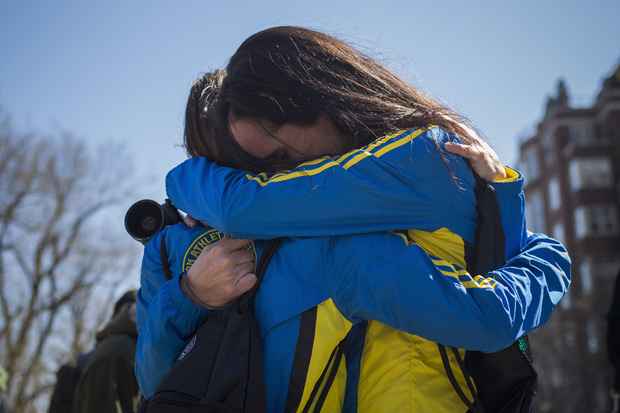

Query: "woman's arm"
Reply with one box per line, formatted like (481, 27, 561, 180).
(166, 127, 478, 239)
(324, 231, 571, 352)
(489, 167, 528, 257)
(135, 230, 209, 398)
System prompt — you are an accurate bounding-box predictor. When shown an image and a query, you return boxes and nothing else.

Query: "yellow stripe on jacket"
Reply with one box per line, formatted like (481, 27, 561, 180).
(357, 228, 475, 413)
(296, 299, 352, 413)
(246, 127, 430, 187)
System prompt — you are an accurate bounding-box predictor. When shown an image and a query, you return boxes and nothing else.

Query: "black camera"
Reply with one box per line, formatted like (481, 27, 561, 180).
(125, 199, 181, 244)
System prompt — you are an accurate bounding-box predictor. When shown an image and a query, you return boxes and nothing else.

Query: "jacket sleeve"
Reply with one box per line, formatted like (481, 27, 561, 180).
(489, 167, 528, 258)
(326, 231, 571, 353)
(166, 127, 476, 239)
(135, 230, 209, 398)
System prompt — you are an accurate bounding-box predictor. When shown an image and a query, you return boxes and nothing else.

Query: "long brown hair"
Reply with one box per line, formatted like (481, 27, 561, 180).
(185, 26, 474, 172)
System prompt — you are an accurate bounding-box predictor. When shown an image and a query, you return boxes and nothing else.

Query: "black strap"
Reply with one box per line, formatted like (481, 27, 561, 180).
(239, 239, 282, 314)
(160, 237, 173, 280)
(451, 347, 478, 402)
(439, 173, 489, 413)
(255, 240, 282, 284)
(438, 344, 475, 410)
(300, 324, 363, 413)
(301, 339, 345, 413)
(241, 239, 281, 412)
(284, 308, 318, 413)
(312, 345, 345, 413)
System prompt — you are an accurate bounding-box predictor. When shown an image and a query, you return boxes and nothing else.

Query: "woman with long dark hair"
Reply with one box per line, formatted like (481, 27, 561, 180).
(140, 27, 570, 412)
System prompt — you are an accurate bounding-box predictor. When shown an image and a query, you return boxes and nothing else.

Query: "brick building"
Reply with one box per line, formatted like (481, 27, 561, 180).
(517, 63, 620, 411)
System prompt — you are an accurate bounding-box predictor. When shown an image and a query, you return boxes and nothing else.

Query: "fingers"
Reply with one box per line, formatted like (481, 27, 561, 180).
(210, 241, 254, 264)
(235, 261, 256, 277)
(218, 237, 253, 252)
(444, 142, 482, 160)
(234, 273, 258, 294)
(228, 249, 256, 267)
(445, 140, 507, 181)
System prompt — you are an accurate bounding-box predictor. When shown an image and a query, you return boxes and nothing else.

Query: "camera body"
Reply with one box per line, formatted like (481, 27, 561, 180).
(125, 199, 181, 244)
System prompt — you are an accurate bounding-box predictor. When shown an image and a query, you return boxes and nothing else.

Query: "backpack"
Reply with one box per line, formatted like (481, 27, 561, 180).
(47, 352, 92, 413)
(438, 174, 538, 413)
(140, 237, 281, 413)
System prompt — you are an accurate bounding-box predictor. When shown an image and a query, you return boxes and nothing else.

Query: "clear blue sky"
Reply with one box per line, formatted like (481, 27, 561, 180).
(2, 0, 619, 202)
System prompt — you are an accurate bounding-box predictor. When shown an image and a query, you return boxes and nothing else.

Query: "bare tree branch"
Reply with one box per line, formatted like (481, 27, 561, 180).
(0, 108, 139, 412)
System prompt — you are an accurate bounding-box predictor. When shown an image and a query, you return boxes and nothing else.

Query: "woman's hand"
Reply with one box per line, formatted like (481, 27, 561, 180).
(444, 128, 507, 181)
(185, 238, 256, 308)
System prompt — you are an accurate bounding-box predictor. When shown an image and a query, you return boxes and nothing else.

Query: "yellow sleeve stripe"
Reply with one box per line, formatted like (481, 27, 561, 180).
(374, 128, 426, 157)
(246, 127, 432, 187)
(246, 159, 341, 186)
(431, 258, 453, 268)
(438, 270, 497, 289)
(297, 156, 333, 168)
(342, 150, 373, 169)
(440, 269, 469, 277)
(395, 236, 497, 289)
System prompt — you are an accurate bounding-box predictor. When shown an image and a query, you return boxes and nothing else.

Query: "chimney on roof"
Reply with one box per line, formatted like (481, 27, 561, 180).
(545, 78, 570, 118)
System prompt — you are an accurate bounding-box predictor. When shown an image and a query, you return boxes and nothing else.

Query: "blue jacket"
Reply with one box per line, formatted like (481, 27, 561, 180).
(137, 127, 571, 412)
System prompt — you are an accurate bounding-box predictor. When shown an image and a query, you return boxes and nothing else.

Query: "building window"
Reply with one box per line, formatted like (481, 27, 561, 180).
(552, 222, 565, 244)
(564, 320, 576, 347)
(542, 129, 556, 166)
(579, 259, 592, 295)
(569, 157, 613, 191)
(570, 123, 594, 146)
(523, 147, 540, 182)
(575, 208, 586, 238)
(586, 319, 599, 353)
(574, 205, 619, 239)
(526, 190, 545, 232)
(595, 257, 620, 279)
(551, 367, 564, 387)
(548, 177, 561, 210)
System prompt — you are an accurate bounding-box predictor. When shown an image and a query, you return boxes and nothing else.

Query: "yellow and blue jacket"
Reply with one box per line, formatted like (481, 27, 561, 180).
(146, 127, 571, 412)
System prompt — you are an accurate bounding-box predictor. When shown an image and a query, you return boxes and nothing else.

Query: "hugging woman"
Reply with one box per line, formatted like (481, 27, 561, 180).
(137, 27, 571, 413)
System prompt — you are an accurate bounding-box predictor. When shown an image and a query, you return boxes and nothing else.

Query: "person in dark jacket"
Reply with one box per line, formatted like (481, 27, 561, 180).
(47, 355, 91, 413)
(73, 291, 139, 413)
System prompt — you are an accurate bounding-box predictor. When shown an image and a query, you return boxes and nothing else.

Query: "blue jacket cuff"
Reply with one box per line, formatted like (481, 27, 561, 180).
(489, 167, 524, 195)
(167, 272, 210, 327)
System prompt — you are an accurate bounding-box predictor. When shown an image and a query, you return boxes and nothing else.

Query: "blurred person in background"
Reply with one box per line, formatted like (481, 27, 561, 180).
(47, 352, 92, 413)
(73, 290, 139, 413)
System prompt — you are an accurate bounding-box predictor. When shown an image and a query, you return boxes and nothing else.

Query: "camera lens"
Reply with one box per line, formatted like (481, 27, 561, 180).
(125, 199, 165, 243)
(141, 216, 158, 232)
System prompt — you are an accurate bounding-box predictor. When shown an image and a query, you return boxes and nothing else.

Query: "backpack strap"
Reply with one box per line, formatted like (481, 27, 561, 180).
(160, 236, 173, 281)
(255, 240, 282, 284)
(438, 344, 481, 412)
(437, 172, 493, 413)
(239, 239, 282, 314)
(442, 172, 537, 413)
(301, 338, 346, 413)
(300, 322, 364, 413)
(284, 308, 318, 413)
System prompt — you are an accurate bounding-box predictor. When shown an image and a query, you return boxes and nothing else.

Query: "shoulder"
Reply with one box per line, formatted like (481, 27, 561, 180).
(415, 126, 462, 152)
(366, 126, 460, 162)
